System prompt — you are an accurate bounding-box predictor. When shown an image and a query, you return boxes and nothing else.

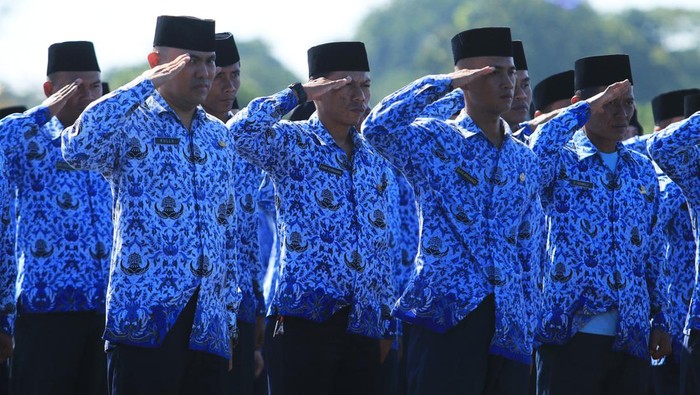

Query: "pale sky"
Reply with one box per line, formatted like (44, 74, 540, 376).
(0, 0, 698, 95)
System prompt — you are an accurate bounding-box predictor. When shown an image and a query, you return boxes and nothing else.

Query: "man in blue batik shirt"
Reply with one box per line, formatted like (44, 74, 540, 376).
(203, 31, 266, 395)
(0, 41, 112, 395)
(62, 16, 239, 395)
(362, 27, 543, 394)
(531, 54, 671, 395)
(228, 41, 396, 394)
(648, 95, 700, 395)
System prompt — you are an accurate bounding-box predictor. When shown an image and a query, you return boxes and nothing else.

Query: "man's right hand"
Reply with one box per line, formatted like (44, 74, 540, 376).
(449, 66, 495, 90)
(42, 79, 82, 117)
(142, 53, 190, 88)
(0, 333, 12, 363)
(586, 79, 632, 114)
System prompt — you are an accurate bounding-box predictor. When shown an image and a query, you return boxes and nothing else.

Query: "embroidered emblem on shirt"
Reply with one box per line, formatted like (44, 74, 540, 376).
(217, 140, 227, 148)
(639, 185, 647, 195)
(519, 173, 526, 183)
(568, 179, 594, 189)
(154, 137, 180, 145)
(319, 163, 343, 176)
(455, 167, 478, 185)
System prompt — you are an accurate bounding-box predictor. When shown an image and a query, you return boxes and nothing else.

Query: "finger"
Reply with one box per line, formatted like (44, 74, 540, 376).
(330, 76, 352, 90)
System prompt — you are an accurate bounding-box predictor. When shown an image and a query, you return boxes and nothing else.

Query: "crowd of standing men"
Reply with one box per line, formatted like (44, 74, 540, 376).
(0, 12, 699, 395)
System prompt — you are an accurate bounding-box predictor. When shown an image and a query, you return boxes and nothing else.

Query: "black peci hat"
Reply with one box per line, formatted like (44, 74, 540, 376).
(451, 27, 513, 64)
(307, 41, 369, 78)
(46, 41, 100, 75)
(574, 54, 633, 92)
(533, 70, 574, 111)
(651, 88, 700, 124)
(512, 41, 528, 71)
(684, 94, 700, 119)
(215, 32, 240, 67)
(153, 15, 215, 52)
(0, 105, 27, 120)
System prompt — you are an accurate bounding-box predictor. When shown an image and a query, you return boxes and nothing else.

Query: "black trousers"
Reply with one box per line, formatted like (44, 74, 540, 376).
(406, 294, 530, 395)
(651, 359, 680, 395)
(11, 311, 106, 395)
(265, 307, 380, 395)
(681, 329, 700, 395)
(228, 320, 255, 394)
(537, 332, 650, 395)
(106, 292, 228, 395)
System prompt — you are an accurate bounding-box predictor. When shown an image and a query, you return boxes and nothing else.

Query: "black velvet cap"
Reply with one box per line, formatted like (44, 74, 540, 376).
(451, 27, 513, 64)
(0, 105, 27, 120)
(512, 41, 528, 70)
(574, 54, 633, 91)
(533, 70, 574, 111)
(46, 41, 100, 75)
(684, 94, 700, 119)
(307, 41, 369, 78)
(153, 15, 215, 52)
(215, 32, 240, 67)
(651, 88, 700, 124)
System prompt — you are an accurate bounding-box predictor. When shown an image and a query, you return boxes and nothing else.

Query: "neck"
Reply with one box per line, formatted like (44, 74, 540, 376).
(468, 110, 504, 147)
(584, 128, 618, 153)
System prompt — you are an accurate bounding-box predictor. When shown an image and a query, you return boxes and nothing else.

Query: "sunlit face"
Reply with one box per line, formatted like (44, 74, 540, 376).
(203, 61, 240, 120)
(502, 70, 531, 126)
(156, 47, 217, 111)
(584, 85, 636, 144)
(314, 70, 371, 130)
(48, 70, 102, 125)
(457, 56, 516, 117)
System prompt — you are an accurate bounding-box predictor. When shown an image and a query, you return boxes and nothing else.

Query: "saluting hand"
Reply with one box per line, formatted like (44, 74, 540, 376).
(142, 53, 190, 89)
(586, 79, 632, 114)
(42, 79, 82, 118)
(301, 77, 353, 102)
(449, 66, 495, 90)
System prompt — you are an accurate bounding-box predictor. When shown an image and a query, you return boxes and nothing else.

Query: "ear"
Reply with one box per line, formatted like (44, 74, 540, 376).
(571, 95, 580, 104)
(534, 110, 543, 118)
(43, 81, 53, 98)
(147, 52, 159, 68)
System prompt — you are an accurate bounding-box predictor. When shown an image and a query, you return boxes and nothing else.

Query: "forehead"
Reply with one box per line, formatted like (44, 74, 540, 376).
(326, 70, 370, 83)
(456, 56, 514, 70)
(51, 70, 101, 84)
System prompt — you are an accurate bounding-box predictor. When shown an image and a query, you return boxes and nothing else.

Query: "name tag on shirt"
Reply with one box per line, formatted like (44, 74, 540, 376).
(154, 137, 180, 146)
(455, 167, 478, 185)
(319, 163, 343, 176)
(568, 179, 594, 189)
(55, 160, 76, 171)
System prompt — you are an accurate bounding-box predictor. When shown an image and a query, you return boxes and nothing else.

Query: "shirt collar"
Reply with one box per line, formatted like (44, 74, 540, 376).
(307, 113, 364, 150)
(454, 113, 514, 143)
(571, 129, 633, 162)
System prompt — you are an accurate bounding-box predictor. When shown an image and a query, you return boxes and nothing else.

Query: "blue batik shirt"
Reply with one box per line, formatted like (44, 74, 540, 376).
(256, 174, 279, 309)
(362, 75, 543, 363)
(419, 88, 464, 120)
(0, 152, 14, 335)
(657, 172, 694, 363)
(530, 101, 667, 359)
(0, 107, 112, 317)
(648, 113, 700, 337)
(623, 134, 651, 156)
(390, 169, 420, 293)
(229, 88, 396, 339)
(232, 155, 266, 323)
(62, 77, 240, 358)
